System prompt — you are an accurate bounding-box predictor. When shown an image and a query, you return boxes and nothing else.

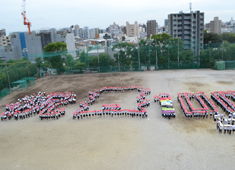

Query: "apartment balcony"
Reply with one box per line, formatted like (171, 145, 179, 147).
(184, 41, 191, 44)
(184, 31, 191, 34)
(184, 21, 191, 25)
(184, 26, 191, 29)
(184, 36, 191, 39)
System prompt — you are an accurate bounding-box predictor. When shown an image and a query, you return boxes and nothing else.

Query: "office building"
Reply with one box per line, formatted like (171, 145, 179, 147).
(147, 20, 156, 37)
(168, 10, 204, 56)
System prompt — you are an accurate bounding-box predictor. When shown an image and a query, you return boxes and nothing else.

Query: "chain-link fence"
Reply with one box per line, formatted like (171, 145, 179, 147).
(1, 39, 235, 99)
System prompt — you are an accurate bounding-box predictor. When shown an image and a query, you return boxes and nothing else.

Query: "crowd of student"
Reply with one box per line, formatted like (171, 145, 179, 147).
(154, 93, 175, 118)
(211, 91, 235, 134)
(72, 86, 151, 119)
(1, 92, 76, 121)
(177, 92, 217, 118)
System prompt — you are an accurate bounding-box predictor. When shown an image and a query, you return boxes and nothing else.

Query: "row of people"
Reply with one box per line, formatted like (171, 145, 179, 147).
(211, 92, 234, 115)
(73, 86, 150, 119)
(216, 121, 235, 134)
(73, 109, 148, 119)
(178, 92, 208, 118)
(196, 92, 218, 116)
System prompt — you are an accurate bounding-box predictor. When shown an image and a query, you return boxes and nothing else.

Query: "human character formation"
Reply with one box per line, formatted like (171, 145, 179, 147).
(72, 86, 151, 119)
(1, 91, 76, 121)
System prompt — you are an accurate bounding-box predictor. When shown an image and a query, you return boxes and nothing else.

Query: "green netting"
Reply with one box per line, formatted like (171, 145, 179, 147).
(225, 61, 235, 70)
(22, 77, 35, 86)
(215, 61, 225, 70)
(0, 88, 11, 100)
(12, 80, 27, 89)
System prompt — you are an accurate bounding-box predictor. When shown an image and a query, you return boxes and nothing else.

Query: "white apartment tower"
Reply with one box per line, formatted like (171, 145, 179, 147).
(168, 11, 204, 56)
(126, 21, 139, 37)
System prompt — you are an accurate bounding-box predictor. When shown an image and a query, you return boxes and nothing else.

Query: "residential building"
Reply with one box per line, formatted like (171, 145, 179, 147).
(164, 19, 169, 27)
(126, 21, 139, 37)
(109, 22, 120, 37)
(168, 10, 204, 56)
(79, 27, 89, 39)
(147, 20, 156, 37)
(0, 29, 6, 37)
(139, 32, 147, 39)
(125, 36, 138, 44)
(74, 25, 80, 36)
(0, 36, 11, 46)
(119, 34, 127, 42)
(206, 17, 222, 34)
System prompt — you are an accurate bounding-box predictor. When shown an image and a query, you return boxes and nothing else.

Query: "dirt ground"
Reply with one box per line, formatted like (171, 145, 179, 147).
(0, 70, 235, 170)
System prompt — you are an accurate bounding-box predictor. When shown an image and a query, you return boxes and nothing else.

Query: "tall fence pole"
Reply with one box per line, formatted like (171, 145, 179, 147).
(5, 63, 11, 89)
(138, 45, 140, 70)
(23, 48, 30, 78)
(156, 44, 158, 70)
(26, 56, 30, 78)
(178, 38, 179, 67)
(118, 51, 120, 71)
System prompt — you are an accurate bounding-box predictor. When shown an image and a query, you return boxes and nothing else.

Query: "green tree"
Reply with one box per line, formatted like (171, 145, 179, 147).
(66, 54, 76, 68)
(151, 33, 171, 43)
(79, 51, 86, 63)
(43, 42, 67, 74)
(112, 42, 135, 66)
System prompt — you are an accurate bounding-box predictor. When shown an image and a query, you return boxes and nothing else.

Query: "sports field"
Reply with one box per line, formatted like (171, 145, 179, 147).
(0, 69, 235, 170)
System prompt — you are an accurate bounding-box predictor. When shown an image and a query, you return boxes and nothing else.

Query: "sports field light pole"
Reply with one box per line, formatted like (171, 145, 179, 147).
(23, 48, 30, 78)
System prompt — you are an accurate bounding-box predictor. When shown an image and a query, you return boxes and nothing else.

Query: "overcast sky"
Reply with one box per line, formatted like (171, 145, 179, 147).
(1, 0, 234, 35)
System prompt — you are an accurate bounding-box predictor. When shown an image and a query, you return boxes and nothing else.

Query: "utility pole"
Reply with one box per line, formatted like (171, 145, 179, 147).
(5, 63, 11, 89)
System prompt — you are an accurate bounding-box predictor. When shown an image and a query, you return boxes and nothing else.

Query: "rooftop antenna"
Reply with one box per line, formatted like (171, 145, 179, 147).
(190, 2, 192, 12)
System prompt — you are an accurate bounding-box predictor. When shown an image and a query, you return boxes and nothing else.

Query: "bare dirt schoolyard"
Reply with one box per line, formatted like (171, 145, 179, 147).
(0, 70, 235, 170)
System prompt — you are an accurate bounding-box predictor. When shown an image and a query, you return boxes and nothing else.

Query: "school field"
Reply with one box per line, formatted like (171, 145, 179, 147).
(0, 69, 235, 170)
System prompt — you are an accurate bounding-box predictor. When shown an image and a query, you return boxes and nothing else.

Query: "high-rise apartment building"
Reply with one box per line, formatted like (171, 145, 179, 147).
(168, 10, 204, 56)
(126, 21, 138, 37)
(147, 20, 156, 37)
(206, 17, 222, 34)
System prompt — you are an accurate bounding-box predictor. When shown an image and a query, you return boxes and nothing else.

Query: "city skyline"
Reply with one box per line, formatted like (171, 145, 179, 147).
(1, 0, 235, 34)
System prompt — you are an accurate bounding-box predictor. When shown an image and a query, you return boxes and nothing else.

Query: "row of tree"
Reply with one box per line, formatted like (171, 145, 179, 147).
(0, 58, 37, 91)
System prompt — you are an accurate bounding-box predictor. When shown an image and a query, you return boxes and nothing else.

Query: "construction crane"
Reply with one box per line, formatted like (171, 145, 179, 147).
(21, 0, 31, 34)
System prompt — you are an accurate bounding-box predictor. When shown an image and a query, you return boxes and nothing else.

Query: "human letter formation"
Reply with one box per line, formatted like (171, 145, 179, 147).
(1, 92, 76, 121)
(72, 86, 151, 119)
(212, 91, 235, 134)
(154, 93, 175, 118)
(177, 92, 218, 118)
